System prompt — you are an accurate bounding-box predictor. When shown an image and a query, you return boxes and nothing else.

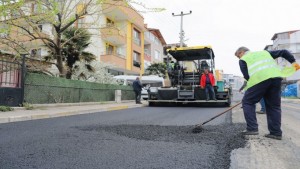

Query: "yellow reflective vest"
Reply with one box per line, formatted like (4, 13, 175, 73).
(241, 51, 295, 90)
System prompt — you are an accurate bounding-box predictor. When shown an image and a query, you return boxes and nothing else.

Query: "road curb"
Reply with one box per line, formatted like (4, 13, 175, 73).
(11, 100, 136, 110)
(0, 104, 145, 124)
(281, 98, 300, 103)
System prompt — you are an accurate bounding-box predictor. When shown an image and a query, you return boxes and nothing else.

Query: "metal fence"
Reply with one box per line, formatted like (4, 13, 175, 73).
(0, 56, 25, 106)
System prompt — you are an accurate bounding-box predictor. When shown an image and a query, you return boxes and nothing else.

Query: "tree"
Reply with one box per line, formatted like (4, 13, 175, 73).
(0, 0, 165, 77)
(145, 63, 167, 78)
(49, 27, 96, 79)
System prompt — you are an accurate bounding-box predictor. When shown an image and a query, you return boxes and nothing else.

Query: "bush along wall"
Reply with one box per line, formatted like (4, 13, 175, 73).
(24, 73, 134, 104)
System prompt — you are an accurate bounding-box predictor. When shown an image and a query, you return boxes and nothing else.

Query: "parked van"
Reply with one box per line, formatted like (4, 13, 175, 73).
(113, 75, 165, 100)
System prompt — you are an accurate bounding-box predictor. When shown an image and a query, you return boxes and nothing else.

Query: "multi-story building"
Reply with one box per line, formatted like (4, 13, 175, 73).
(144, 27, 166, 70)
(83, 0, 146, 75)
(222, 73, 244, 90)
(223, 73, 234, 87)
(0, 0, 149, 76)
(271, 30, 300, 81)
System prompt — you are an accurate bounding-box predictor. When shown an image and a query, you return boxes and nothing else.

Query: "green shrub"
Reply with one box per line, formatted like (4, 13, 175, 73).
(0, 106, 14, 112)
(22, 102, 34, 110)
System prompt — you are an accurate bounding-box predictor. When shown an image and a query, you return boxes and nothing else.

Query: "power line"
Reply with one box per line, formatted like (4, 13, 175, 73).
(172, 11, 192, 47)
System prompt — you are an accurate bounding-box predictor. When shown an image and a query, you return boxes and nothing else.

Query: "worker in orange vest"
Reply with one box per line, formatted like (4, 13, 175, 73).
(200, 68, 217, 101)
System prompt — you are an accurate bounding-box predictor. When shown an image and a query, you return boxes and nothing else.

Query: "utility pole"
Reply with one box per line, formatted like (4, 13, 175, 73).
(172, 11, 192, 47)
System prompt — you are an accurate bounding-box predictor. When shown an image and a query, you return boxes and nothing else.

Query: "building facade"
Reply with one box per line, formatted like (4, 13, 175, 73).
(84, 0, 146, 75)
(144, 27, 166, 71)
(271, 30, 300, 81)
(0, 0, 151, 76)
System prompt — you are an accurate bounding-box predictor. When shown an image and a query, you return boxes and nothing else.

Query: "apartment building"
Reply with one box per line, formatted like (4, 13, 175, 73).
(222, 73, 244, 90)
(144, 27, 166, 70)
(271, 30, 300, 81)
(76, 0, 146, 76)
(1, 0, 149, 76)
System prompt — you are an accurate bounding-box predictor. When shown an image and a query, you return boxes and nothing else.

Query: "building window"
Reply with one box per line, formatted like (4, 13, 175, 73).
(116, 47, 125, 58)
(30, 48, 42, 58)
(154, 37, 160, 45)
(133, 28, 141, 46)
(133, 51, 141, 68)
(106, 18, 114, 26)
(38, 25, 43, 31)
(144, 49, 150, 56)
(154, 50, 160, 60)
(106, 43, 114, 55)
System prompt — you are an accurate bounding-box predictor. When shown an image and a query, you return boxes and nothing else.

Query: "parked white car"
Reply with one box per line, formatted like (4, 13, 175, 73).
(113, 75, 165, 100)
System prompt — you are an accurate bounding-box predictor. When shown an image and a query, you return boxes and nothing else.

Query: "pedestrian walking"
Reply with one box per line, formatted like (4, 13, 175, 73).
(132, 77, 143, 104)
(235, 46, 300, 140)
(200, 68, 217, 101)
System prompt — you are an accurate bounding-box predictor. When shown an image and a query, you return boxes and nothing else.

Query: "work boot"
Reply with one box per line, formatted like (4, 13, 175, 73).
(264, 134, 282, 140)
(256, 111, 266, 114)
(241, 130, 259, 135)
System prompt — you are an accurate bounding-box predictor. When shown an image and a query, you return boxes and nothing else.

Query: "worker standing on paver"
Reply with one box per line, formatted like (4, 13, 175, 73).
(235, 47, 300, 140)
(200, 68, 217, 101)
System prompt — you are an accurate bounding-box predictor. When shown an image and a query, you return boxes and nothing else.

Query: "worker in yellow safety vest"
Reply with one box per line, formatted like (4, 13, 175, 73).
(235, 46, 300, 140)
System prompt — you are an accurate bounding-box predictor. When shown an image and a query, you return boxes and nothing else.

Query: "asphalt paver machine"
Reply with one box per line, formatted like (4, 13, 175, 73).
(148, 46, 232, 106)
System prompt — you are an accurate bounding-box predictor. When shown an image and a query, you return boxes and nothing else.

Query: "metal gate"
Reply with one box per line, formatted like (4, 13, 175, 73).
(0, 56, 25, 106)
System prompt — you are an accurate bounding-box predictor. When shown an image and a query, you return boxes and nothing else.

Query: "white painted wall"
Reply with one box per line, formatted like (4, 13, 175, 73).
(82, 7, 106, 61)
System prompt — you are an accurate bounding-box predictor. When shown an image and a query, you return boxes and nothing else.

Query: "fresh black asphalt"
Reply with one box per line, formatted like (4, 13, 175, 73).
(0, 105, 246, 169)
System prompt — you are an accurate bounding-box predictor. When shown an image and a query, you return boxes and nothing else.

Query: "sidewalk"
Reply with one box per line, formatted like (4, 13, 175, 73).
(0, 101, 145, 124)
(281, 97, 300, 103)
(230, 102, 300, 169)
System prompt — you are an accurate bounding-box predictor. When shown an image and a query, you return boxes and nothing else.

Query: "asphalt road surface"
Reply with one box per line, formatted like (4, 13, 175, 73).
(0, 98, 246, 169)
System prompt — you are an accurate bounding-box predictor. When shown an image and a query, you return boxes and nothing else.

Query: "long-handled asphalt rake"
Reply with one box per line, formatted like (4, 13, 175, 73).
(192, 101, 242, 133)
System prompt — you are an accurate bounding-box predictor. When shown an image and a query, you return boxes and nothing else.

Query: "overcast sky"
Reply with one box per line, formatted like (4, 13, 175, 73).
(132, 0, 300, 76)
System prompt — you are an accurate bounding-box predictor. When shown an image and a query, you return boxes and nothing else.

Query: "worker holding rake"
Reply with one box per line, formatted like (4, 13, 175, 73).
(235, 47, 300, 140)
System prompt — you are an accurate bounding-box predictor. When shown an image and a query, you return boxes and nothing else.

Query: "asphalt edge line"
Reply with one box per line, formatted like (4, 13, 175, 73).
(0, 104, 145, 124)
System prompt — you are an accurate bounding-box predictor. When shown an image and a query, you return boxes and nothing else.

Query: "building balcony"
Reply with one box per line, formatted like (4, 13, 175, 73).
(144, 32, 151, 45)
(144, 52, 151, 61)
(100, 52, 126, 70)
(102, 0, 144, 29)
(273, 39, 290, 47)
(100, 25, 126, 45)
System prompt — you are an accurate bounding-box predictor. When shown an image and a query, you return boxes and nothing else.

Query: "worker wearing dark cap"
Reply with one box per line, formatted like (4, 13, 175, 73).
(235, 47, 300, 140)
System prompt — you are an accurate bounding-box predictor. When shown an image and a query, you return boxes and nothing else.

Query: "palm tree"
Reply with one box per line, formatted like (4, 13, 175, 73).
(62, 28, 96, 79)
(46, 27, 96, 79)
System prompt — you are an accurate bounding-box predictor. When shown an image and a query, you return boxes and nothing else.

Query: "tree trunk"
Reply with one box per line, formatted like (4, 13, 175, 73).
(66, 69, 72, 79)
(55, 33, 66, 77)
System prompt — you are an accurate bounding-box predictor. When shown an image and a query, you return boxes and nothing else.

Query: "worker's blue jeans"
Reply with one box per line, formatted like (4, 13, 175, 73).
(259, 98, 266, 112)
(255, 98, 266, 112)
(242, 78, 282, 136)
(205, 84, 216, 100)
